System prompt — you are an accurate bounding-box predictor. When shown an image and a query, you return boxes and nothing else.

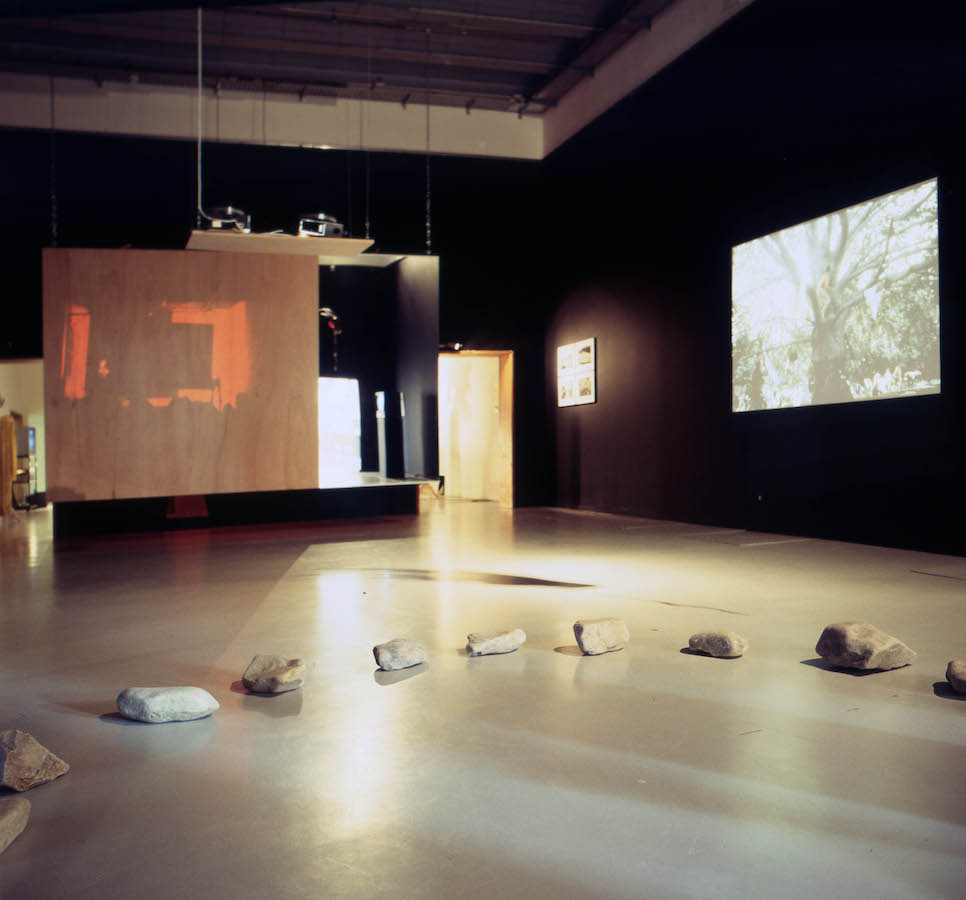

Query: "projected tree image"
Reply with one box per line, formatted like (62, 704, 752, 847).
(732, 179, 939, 411)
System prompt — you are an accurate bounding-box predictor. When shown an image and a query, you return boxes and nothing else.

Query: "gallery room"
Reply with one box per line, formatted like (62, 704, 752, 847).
(2, 0, 965, 897)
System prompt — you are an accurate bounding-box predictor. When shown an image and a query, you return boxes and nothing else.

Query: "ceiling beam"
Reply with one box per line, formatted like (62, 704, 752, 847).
(264, 4, 600, 41)
(0, 0, 269, 15)
(6, 17, 570, 76)
(0, 54, 552, 113)
(543, 0, 758, 156)
(378, 6, 598, 41)
(534, 0, 672, 105)
(0, 70, 545, 159)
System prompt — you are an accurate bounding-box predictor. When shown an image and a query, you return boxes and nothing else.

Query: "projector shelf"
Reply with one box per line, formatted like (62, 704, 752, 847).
(186, 229, 374, 260)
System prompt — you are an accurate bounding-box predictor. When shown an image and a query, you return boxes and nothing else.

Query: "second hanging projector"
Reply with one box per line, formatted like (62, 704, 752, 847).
(298, 213, 345, 238)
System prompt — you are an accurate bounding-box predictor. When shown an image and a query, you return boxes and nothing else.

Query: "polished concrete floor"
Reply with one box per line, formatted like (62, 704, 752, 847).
(2, 501, 965, 899)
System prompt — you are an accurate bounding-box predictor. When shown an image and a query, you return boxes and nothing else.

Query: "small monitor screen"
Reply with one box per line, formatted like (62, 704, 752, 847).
(732, 178, 939, 412)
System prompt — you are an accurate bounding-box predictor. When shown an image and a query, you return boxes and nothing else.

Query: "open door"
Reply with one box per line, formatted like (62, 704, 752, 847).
(438, 350, 513, 507)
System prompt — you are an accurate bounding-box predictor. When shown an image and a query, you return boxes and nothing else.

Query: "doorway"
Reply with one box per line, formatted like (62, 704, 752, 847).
(438, 351, 513, 507)
(0, 358, 47, 506)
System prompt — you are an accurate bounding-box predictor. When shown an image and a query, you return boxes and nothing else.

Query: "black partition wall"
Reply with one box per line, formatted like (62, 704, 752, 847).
(542, 0, 966, 554)
(395, 256, 440, 480)
(319, 258, 439, 480)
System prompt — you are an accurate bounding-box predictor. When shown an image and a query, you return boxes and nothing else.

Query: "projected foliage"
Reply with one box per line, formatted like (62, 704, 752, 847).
(732, 179, 939, 411)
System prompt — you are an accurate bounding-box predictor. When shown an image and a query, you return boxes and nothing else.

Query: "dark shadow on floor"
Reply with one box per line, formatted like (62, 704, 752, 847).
(655, 599, 750, 616)
(99, 711, 147, 725)
(98, 711, 217, 725)
(910, 568, 966, 581)
(554, 646, 584, 657)
(800, 658, 901, 676)
(680, 647, 741, 659)
(374, 663, 428, 685)
(361, 568, 594, 588)
(933, 681, 966, 701)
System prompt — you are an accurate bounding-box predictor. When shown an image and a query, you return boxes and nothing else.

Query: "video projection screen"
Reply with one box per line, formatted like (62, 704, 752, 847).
(732, 178, 939, 412)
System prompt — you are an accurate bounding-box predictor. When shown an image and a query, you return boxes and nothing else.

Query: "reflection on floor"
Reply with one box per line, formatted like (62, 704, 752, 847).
(317, 470, 438, 490)
(2, 501, 966, 899)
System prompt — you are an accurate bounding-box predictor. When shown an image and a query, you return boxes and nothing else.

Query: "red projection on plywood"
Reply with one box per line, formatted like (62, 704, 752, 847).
(60, 305, 90, 399)
(59, 300, 250, 411)
(167, 301, 250, 410)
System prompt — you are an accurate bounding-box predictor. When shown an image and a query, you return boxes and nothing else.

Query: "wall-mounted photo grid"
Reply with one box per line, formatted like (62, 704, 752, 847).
(557, 337, 596, 406)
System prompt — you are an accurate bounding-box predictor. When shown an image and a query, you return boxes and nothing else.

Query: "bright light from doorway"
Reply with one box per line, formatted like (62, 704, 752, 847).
(318, 377, 361, 486)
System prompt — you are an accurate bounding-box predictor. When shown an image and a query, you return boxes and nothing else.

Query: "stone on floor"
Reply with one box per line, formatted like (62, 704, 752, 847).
(373, 638, 427, 671)
(815, 622, 916, 670)
(574, 618, 630, 655)
(689, 630, 749, 658)
(116, 686, 220, 723)
(946, 659, 966, 694)
(0, 730, 70, 792)
(466, 628, 526, 657)
(242, 655, 306, 693)
(0, 795, 30, 855)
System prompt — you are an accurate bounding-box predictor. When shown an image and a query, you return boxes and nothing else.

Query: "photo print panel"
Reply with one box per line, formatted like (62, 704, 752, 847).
(732, 178, 939, 412)
(557, 342, 576, 375)
(575, 337, 596, 371)
(558, 375, 576, 407)
(575, 372, 596, 405)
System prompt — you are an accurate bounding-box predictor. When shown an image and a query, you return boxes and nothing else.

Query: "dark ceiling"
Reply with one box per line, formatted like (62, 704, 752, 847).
(0, 1, 673, 115)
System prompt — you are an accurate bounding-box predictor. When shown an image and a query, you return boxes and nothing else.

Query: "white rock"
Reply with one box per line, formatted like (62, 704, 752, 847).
(116, 687, 219, 723)
(946, 659, 966, 694)
(0, 795, 30, 856)
(574, 618, 630, 655)
(689, 630, 749, 658)
(815, 622, 916, 670)
(467, 628, 526, 657)
(242, 654, 305, 693)
(373, 638, 427, 671)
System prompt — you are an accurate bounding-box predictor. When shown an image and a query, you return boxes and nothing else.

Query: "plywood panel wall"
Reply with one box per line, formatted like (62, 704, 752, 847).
(43, 248, 318, 501)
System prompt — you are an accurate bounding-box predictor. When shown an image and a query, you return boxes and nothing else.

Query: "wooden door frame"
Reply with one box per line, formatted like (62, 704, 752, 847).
(438, 350, 514, 507)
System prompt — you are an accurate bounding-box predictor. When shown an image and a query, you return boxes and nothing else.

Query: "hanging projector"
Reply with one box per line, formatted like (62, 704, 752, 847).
(298, 212, 345, 238)
(202, 206, 251, 233)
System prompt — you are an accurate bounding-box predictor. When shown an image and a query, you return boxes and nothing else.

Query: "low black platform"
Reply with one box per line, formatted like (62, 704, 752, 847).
(52, 474, 426, 537)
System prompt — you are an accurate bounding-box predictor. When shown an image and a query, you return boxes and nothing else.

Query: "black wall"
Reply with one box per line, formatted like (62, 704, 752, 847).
(543, 0, 966, 553)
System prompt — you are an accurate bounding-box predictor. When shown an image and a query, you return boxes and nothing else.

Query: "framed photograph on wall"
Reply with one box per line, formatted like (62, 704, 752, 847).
(558, 375, 576, 407)
(556, 337, 597, 407)
(575, 372, 596, 405)
(575, 337, 595, 372)
(557, 343, 576, 375)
